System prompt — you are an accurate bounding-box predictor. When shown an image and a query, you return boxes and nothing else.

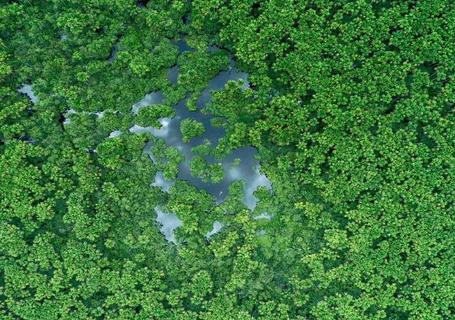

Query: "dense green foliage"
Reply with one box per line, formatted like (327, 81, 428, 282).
(136, 104, 175, 127)
(1, 1, 454, 319)
(190, 155, 224, 183)
(180, 118, 205, 143)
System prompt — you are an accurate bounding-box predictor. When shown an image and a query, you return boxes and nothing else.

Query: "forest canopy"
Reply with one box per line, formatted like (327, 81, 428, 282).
(0, 1, 454, 319)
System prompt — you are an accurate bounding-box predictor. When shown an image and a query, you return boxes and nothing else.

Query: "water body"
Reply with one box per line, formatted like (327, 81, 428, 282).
(151, 171, 174, 193)
(130, 39, 272, 243)
(167, 65, 179, 85)
(144, 141, 158, 164)
(205, 221, 223, 239)
(155, 207, 182, 244)
(197, 59, 249, 107)
(18, 84, 38, 104)
(173, 39, 196, 53)
(108, 130, 122, 138)
(94, 111, 105, 118)
(108, 44, 119, 63)
(130, 92, 270, 210)
(62, 109, 105, 125)
(132, 91, 165, 115)
(62, 109, 76, 125)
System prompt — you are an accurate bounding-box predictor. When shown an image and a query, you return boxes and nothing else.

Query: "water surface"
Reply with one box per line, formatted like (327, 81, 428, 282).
(18, 84, 38, 104)
(129, 40, 272, 243)
(155, 207, 182, 244)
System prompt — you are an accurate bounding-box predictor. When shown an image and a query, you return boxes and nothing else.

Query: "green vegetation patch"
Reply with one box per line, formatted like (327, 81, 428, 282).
(180, 118, 205, 143)
(135, 104, 175, 127)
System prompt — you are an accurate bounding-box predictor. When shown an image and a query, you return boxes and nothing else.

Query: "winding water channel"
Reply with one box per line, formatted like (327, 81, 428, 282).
(130, 40, 272, 243)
